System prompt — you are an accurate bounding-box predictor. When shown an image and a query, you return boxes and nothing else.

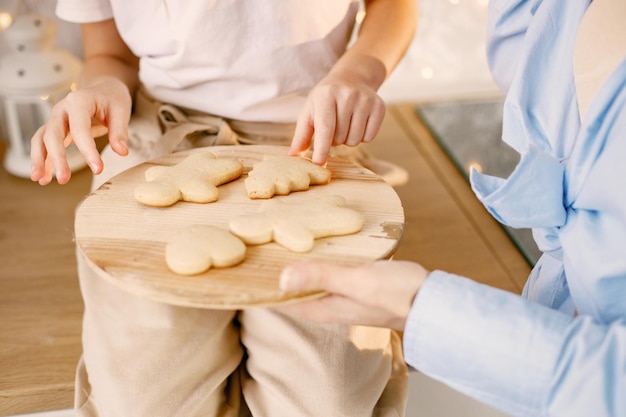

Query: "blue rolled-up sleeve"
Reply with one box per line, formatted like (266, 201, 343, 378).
(403, 271, 626, 417)
(486, 0, 543, 92)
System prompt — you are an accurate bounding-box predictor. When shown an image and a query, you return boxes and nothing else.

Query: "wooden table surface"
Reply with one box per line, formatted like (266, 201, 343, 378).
(0, 103, 531, 415)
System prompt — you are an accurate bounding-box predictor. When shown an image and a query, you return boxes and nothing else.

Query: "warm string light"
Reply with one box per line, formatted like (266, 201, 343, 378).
(355, 10, 366, 24)
(467, 161, 483, 173)
(420, 66, 434, 80)
(0, 12, 13, 30)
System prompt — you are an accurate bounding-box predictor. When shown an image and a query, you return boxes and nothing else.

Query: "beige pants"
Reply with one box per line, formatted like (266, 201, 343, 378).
(75, 88, 408, 417)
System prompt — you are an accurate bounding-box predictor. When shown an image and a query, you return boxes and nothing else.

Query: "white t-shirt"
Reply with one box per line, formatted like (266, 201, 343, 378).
(56, 0, 360, 123)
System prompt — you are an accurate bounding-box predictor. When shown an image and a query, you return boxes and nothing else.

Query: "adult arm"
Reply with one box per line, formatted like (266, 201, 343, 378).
(405, 271, 625, 417)
(30, 19, 139, 185)
(279, 262, 626, 417)
(289, 0, 417, 164)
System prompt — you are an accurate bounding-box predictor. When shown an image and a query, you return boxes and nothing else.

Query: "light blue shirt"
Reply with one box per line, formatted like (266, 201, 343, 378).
(402, 0, 626, 416)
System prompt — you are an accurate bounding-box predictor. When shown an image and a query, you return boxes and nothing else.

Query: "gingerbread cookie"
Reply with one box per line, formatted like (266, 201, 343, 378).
(166, 225, 247, 275)
(245, 155, 331, 199)
(135, 152, 243, 207)
(229, 195, 364, 252)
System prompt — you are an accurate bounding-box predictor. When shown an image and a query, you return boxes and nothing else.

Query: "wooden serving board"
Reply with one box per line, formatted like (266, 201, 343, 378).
(74, 145, 405, 309)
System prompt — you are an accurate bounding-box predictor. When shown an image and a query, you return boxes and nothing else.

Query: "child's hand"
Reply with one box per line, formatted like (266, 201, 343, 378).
(30, 77, 132, 185)
(289, 72, 386, 166)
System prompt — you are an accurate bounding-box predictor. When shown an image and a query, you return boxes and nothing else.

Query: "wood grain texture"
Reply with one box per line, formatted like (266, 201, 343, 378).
(74, 145, 405, 309)
(0, 142, 88, 414)
(0, 104, 531, 415)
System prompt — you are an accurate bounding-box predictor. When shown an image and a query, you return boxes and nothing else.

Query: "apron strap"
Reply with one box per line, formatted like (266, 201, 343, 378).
(136, 84, 298, 160)
(149, 103, 241, 159)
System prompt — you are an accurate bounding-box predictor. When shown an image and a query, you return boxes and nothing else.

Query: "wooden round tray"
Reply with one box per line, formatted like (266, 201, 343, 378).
(74, 145, 404, 309)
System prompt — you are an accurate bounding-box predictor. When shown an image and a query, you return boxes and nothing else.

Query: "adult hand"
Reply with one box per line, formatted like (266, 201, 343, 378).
(288, 69, 386, 166)
(276, 260, 429, 331)
(30, 77, 132, 185)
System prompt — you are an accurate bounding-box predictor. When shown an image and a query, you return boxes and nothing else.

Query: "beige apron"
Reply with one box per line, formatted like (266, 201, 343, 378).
(77, 87, 408, 417)
(92, 87, 295, 191)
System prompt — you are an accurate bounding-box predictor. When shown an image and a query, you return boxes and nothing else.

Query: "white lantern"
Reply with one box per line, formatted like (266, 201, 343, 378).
(0, 13, 85, 178)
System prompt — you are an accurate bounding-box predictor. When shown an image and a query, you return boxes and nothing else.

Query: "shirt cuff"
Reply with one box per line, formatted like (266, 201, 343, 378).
(403, 270, 573, 415)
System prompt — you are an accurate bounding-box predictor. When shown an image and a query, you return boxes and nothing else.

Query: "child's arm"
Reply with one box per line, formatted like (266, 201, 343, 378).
(289, 0, 417, 165)
(30, 19, 139, 185)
